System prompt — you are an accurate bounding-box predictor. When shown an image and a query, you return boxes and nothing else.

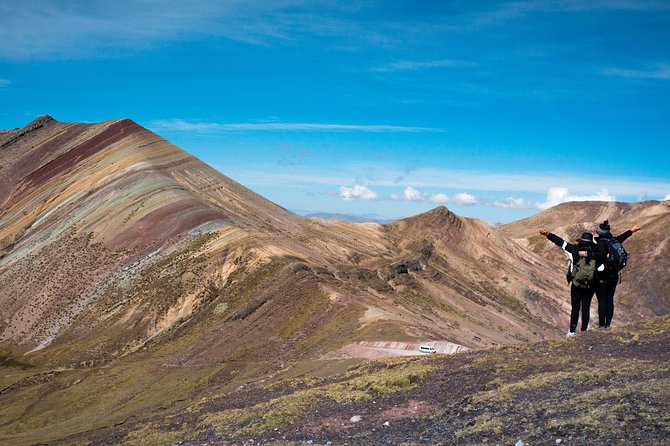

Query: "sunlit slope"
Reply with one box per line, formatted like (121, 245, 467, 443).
(1, 116, 668, 445)
(0, 116, 311, 351)
(0, 116, 571, 362)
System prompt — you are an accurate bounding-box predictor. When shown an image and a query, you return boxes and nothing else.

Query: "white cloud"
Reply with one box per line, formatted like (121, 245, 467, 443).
(494, 197, 531, 209)
(0, 1, 309, 60)
(452, 192, 478, 206)
(374, 59, 476, 72)
(149, 119, 439, 133)
(334, 166, 670, 199)
(429, 193, 449, 204)
(537, 187, 616, 210)
(603, 65, 670, 80)
(664, 193, 670, 201)
(339, 185, 378, 201)
(387, 188, 475, 206)
(223, 166, 670, 202)
(403, 186, 424, 201)
(389, 188, 450, 204)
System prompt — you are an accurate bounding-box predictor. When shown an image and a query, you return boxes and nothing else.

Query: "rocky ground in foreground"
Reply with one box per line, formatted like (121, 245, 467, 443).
(42, 315, 668, 446)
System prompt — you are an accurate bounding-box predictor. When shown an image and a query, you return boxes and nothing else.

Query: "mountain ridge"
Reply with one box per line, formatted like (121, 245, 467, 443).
(2, 116, 666, 355)
(1, 115, 668, 445)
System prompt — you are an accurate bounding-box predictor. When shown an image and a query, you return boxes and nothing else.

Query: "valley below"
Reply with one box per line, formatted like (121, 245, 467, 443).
(1, 117, 668, 445)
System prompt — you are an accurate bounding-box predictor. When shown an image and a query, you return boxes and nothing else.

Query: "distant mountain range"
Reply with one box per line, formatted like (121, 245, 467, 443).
(294, 210, 397, 224)
(1, 116, 668, 445)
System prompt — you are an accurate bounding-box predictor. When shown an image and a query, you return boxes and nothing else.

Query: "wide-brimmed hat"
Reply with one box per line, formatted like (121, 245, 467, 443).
(577, 232, 594, 244)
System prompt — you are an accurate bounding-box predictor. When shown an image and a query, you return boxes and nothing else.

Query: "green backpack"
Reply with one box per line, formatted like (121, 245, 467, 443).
(571, 256, 596, 289)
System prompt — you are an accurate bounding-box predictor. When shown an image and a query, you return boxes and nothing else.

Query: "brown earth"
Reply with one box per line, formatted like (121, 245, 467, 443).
(13, 314, 667, 446)
(0, 116, 570, 363)
(0, 116, 668, 445)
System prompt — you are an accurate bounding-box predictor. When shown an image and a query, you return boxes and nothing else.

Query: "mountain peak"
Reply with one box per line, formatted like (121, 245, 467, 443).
(391, 205, 461, 232)
(1, 115, 56, 148)
(1, 116, 668, 445)
(25, 114, 55, 127)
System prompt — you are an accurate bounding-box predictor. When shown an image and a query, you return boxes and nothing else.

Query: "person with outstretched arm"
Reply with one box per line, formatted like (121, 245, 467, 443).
(593, 220, 641, 329)
(539, 229, 597, 337)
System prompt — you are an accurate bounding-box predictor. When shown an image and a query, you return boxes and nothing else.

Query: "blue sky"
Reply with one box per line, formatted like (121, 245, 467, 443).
(1, 1, 669, 223)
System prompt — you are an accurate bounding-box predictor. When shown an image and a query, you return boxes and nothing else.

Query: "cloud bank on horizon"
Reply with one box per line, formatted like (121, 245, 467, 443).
(336, 184, 617, 210)
(1, 1, 668, 222)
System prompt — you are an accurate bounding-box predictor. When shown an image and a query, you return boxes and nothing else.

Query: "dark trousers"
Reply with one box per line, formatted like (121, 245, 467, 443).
(570, 284, 594, 333)
(596, 278, 617, 327)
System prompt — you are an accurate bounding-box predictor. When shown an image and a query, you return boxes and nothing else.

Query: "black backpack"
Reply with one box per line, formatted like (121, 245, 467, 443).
(605, 239, 627, 272)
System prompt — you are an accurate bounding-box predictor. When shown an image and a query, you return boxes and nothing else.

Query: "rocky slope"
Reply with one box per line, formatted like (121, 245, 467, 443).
(0, 116, 568, 363)
(3, 314, 668, 445)
(1, 116, 668, 445)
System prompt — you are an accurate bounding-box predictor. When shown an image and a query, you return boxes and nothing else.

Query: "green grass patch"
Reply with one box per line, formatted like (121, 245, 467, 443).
(200, 357, 435, 437)
(0, 348, 34, 369)
(0, 361, 225, 445)
(122, 423, 194, 446)
(456, 413, 504, 437)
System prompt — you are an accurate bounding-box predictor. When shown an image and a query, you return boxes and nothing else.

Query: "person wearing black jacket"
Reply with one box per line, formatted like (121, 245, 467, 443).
(592, 220, 641, 329)
(539, 229, 597, 337)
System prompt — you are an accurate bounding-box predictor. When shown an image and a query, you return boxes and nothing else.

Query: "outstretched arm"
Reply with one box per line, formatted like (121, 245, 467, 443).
(539, 228, 563, 247)
(540, 228, 564, 247)
(616, 224, 641, 243)
(539, 229, 586, 258)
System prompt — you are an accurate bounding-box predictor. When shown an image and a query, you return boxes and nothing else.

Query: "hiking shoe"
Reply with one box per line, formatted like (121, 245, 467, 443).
(566, 332, 576, 338)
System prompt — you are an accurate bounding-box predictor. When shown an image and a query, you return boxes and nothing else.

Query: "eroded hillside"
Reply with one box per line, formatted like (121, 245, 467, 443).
(1, 116, 572, 366)
(1, 116, 668, 445)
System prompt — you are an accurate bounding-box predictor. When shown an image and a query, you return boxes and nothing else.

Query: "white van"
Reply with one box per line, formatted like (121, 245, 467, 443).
(419, 345, 436, 354)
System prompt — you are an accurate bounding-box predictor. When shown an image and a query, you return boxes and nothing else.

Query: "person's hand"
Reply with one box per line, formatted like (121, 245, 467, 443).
(631, 224, 641, 233)
(539, 229, 548, 236)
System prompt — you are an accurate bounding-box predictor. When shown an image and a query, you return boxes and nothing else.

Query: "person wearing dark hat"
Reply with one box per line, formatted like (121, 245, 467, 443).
(539, 228, 597, 337)
(593, 220, 641, 329)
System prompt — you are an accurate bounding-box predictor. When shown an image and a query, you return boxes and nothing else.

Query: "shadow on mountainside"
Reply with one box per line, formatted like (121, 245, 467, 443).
(42, 315, 670, 446)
